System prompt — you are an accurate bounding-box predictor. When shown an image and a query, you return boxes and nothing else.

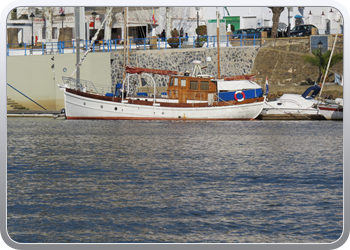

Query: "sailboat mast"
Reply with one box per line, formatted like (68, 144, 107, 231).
(74, 7, 80, 87)
(319, 16, 342, 98)
(123, 7, 128, 80)
(216, 8, 221, 79)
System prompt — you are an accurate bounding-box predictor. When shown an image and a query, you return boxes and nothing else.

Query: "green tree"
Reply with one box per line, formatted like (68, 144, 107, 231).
(302, 50, 343, 82)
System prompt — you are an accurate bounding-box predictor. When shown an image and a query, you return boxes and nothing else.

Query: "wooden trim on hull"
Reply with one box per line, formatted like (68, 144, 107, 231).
(66, 116, 258, 121)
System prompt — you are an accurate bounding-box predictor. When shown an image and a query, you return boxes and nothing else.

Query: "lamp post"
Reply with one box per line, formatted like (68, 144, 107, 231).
(92, 11, 97, 29)
(317, 40, 324, 54)
(30, 13, 35, 53)
(195, 7, 200, 47)
(287, 7, 292, 37)
(60, 12, 65, 28)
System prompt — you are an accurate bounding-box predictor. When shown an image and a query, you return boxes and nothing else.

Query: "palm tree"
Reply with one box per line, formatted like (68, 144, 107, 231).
(302, 50, 343, 82)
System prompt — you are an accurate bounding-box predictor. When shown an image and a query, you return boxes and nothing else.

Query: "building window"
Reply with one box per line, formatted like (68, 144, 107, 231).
(42, 28, 46, 39)
(190, 81, 198, 90)
(181, 79, 186, 86)
(170, 78, 173, 86)
(52, 27, 58, 39)
(200, 81, 209, 90)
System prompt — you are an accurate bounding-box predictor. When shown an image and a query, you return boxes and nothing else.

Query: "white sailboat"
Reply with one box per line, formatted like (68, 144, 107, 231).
(261, 85, 324, 117)
(59, 7, 265, 120)
(262, 16, 343, 120)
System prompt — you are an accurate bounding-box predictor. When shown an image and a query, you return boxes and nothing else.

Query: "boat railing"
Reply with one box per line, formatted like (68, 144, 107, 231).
(62, 76, 112, 96)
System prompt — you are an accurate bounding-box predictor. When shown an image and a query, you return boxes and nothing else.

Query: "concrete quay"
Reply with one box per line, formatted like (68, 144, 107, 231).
(7, 110, 62, 118)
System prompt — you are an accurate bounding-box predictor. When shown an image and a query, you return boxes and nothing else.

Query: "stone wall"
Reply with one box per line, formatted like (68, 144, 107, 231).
(261, 37, 311, 53)
(110, 34, 343, 90)
(111, 46, 259, 87)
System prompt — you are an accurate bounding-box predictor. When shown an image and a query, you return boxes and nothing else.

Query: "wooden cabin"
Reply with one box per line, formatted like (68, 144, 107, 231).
(167, 75, 217, 104)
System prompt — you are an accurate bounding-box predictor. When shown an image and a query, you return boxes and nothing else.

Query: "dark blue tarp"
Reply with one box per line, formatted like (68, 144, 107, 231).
(218, 89, 263, 101)
(302, 85, 321, 98)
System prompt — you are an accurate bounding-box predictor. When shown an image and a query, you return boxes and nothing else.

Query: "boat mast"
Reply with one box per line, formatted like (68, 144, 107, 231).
(216, 7, 221, 79)
(74, 7, 80, 88)
(318, 16, 342, 98)
(123, 7, 128, 80)
(70, 7, 113, 82)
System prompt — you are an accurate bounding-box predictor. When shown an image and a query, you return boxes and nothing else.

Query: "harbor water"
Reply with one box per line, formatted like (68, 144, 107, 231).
(7, 118, 343, 243)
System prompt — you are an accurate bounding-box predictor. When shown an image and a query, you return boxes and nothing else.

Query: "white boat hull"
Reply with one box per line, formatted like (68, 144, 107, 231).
(64, 90, 265, 120)
(262, 94, 320, 115)
(318, 106, 343, 120)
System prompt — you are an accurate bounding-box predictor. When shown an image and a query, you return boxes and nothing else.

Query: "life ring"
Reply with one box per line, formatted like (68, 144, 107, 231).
(234, 91, 245, 102)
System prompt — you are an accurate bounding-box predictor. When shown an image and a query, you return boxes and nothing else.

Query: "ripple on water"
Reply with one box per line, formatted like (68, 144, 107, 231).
(7, 118, 343, 243)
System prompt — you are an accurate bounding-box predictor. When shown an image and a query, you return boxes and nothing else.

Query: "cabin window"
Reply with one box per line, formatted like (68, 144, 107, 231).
(200, 81, 209, 90)
(190, 81, 199, 90)
(170, 78, 173, 86)
(181, 79, 186, 86)
(174, 78, 179, 86)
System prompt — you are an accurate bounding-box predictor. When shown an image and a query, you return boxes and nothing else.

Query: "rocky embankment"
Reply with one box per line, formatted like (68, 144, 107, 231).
(251, 36, 343, 99)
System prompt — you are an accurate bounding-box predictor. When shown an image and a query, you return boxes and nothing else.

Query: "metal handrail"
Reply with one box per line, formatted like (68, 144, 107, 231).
(7, 34, 261, 56)
(7, 83, 47, 110)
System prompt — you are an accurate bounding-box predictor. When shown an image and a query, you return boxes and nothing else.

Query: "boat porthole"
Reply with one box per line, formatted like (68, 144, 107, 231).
(115, 107, 118, 111)
(83, 102, 86, 105)
(162, 112, 164, 115)
(101, 105, 103, 109)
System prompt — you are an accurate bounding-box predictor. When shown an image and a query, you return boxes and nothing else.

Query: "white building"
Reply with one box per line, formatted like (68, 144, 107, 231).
(6, 6, 343, 45)
(204, 7, 342, 34)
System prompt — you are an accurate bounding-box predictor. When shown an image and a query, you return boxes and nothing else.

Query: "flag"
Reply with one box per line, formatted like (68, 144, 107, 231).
(152, 8, 156, 25)
(265, 77, 269, 95)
